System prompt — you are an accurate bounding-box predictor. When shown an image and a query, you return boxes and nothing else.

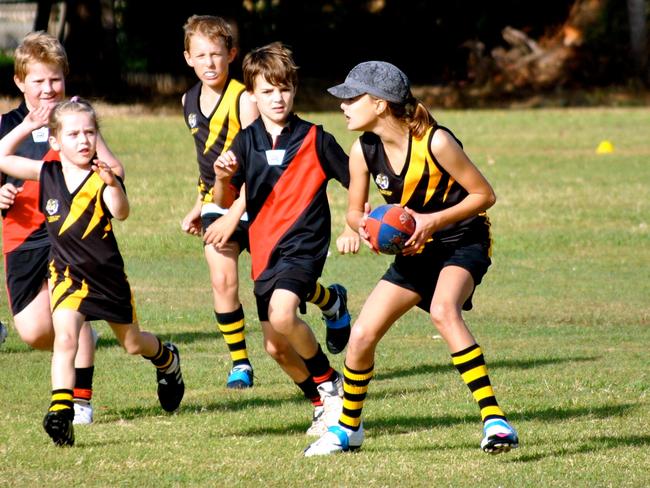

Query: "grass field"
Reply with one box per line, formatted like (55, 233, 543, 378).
(1, 106, 649, 487)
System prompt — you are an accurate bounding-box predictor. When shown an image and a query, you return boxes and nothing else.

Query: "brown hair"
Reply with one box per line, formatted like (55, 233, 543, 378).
(386, 97, 437, 140)
(183, 15, 234, 51)
(242, 42, 298, 92)
(49, 97, 98, 138)
(14, 31, 68, 81)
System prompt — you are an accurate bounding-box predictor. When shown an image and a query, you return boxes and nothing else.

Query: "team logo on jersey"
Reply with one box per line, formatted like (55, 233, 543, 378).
(375, 173, 390, 190)
(188, 113, 198, 129)
(45, 198, 59, 216)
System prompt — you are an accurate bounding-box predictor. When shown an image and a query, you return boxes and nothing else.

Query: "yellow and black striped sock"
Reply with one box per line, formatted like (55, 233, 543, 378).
(451, 343, 506, 422)
(339, 363, 374, 431)
(216, 306, 250, 367)
(143, 338, 174, 371)
(49, 388, 74, 413)
(306, 282, 338, 317)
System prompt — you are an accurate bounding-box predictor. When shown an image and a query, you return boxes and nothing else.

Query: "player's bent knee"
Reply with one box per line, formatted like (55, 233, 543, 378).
(16, 328, 53, 350)
(267, 310, 296, 335)
(210, 270, 238, 296)
(429, 302, 461, 329)
(348, 324, 380, 356)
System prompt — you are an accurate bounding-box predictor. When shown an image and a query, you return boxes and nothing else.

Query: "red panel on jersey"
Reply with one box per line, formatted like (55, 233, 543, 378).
(249, 126, 325, 280)
(2, 149, 58, 254)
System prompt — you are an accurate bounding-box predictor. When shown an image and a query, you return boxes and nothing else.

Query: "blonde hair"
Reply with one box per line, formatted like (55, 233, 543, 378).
(183, 15, 234, 51)
(48, 97, 98, 138)
(242, 42, 298, 92)
(14, 31, 68, 81)
(386, 97, 437, 140)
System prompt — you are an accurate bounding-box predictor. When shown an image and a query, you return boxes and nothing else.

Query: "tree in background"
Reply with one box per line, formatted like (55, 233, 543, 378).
(18, 0, 650, 101)
(34, 0, 120, 97)
(627, 0, 649, 82)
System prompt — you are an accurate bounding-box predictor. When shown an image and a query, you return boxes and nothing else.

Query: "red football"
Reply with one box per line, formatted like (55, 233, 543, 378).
(365, 204, 416, 255)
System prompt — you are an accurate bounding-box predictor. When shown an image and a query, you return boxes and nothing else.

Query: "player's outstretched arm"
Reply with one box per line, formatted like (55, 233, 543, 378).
(93, 159, 129, 220)
(96, 132, 125, 179)
(0, 106, 49, 181)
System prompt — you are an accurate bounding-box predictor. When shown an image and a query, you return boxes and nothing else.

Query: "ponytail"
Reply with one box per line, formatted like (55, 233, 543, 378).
(387, 96, 436, 140)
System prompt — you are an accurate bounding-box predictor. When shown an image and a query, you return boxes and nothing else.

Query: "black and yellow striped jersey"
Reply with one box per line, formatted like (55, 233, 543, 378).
(183, 78, 245, 203)
(39, 161, 135, 323)
(360, 125, 490, 244)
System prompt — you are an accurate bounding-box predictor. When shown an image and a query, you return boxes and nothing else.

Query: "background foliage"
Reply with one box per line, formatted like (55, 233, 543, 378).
(1, 0, 648, 103)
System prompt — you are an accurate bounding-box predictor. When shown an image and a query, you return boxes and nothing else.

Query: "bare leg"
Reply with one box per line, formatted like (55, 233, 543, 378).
(261, 320, 310, 382)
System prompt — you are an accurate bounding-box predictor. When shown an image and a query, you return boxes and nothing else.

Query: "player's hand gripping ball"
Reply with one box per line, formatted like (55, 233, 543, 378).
(365, 204, 416, 255)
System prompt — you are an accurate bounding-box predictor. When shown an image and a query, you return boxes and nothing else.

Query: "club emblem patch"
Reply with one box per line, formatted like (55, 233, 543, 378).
(45, 199, 59, 216)
(188, 113, 198, 129)
(375, 173, 389, 190)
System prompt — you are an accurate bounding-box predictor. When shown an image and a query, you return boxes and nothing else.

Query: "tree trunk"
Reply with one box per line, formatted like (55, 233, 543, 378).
(626, 0, 648, 81)
(34, 0, 54, 31)
(63, 0, 121, 97)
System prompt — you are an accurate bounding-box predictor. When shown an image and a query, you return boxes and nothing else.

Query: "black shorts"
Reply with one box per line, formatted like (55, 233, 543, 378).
(4, 245, 49, 315)
(201, 211, 249, 252)
(254, 276, 312, 322)
(382, 239, 491, 312)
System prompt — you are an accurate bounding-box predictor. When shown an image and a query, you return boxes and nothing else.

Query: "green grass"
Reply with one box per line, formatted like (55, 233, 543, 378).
(1, 107, 649, 487)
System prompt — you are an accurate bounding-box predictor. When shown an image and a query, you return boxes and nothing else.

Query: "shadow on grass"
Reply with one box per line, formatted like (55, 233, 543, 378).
(94, 330, 221, 349)
(103, 384, 433, 424)
(378, 355, 599, 381)
(509, 434, 650, 463)
(103, 393, 309, 422)
(226, 402, 640, 439)
(367, 404, 640, 455)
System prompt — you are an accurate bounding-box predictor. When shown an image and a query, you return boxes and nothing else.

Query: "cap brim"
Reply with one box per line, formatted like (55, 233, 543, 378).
(327, 83, 365, 99)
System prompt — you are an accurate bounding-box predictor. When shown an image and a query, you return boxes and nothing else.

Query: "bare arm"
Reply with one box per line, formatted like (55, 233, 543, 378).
(345, 139, 374, 253)
(93, 159, 129, 220)
(96, 132, 125, 179)
(239, 91, 259, 129)
(0, 106, 50, 181)
(335, 221, 360, 254)
(181, 194, 203, 236)
(212, 150, 239, 208)
(403, 129, 496, 252)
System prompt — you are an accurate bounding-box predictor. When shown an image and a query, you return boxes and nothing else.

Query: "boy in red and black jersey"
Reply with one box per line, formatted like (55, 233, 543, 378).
(212, 43, 357, 436)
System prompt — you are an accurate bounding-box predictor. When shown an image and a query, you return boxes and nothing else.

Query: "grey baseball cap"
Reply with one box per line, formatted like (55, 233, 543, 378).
(328, 61, 411, 103)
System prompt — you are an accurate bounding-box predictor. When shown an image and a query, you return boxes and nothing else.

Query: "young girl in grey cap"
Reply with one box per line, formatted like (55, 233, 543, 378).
(304, 61, 519, 456)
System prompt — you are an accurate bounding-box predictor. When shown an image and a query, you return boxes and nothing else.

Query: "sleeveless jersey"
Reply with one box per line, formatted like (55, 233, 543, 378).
(0, 102, 57, 253)
(360, 126, 490, 245)
(40, 162, 135, 323)
(230, 115, 349, 289)
(183, 78, 245, 203)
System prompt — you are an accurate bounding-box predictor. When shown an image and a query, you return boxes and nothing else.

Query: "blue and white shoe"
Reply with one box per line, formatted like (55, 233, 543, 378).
(481, 418, 519, 454)
(226, 364, 254, 389)
(324, 284, 351, 354)
(304, 424, 364, 457)
(0, 321, 8, 346)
